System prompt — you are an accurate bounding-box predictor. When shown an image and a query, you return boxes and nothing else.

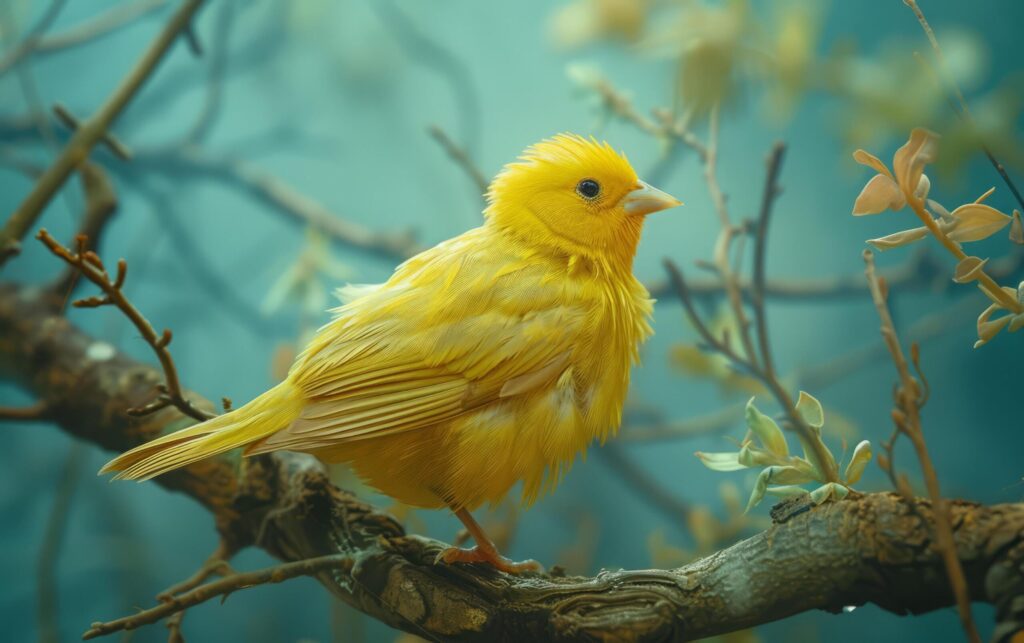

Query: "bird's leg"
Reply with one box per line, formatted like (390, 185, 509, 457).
(436, 506, 541, 574)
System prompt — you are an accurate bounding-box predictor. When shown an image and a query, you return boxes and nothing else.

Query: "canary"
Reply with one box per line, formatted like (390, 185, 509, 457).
(102, 134, 682, 572)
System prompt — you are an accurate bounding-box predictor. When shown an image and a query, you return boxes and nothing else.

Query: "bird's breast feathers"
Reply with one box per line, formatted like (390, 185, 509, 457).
(261, 226, 652, 462)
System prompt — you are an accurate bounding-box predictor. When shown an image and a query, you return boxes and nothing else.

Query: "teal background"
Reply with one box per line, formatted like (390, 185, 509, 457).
(2, 1, 1023, 641)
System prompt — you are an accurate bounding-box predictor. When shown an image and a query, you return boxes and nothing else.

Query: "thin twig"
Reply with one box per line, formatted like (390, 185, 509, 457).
(0, 0, 68, 75)
(597, 442, 692, 522)
(664, 259, 839, 483)
(0, 0, 206, 265)
(428, 124, 488, 200)
(82, 554, 354, 640)
(619, 403, 743, 443)
(862, 248, 980, 643)
(37, 443, 85, 643)
(372, 0, 482, 157)
(152, 541, 236, 642)
(35, 229, 214, 422)
(48, 162, 119, 302)
(51, 103, 132, 160)
(138, 146, 423, 262)
(903, 0, 1024, 213)
(703, 105, 760, 371)
(664, 121, 838, 484)
(32, 0, 170, 57)
(751, 143, 787, 379)
(0, 400, 50, 421)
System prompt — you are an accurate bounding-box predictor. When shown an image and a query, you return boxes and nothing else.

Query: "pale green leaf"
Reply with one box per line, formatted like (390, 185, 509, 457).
(843, 440, 872, 485)
(765, 485, 810, 498)
(765, 465, 817, 485)
(738, 443, 784, 468)
(795, 391, 824, 428)
(809, 482, 849, 505)
(745, 468, 771, 513)
(695, 451, 745, 472)
(744, 397, 788, 457)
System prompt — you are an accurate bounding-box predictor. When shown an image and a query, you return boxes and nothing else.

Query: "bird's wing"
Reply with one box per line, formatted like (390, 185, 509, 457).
(248, 233, 588, 453)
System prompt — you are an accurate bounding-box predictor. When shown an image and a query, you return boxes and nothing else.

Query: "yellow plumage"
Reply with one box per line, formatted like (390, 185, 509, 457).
(102, 134, 681, 569)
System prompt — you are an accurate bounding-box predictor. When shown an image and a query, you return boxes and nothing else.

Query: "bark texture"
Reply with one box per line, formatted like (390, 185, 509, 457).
(2, 283, 1022, 642)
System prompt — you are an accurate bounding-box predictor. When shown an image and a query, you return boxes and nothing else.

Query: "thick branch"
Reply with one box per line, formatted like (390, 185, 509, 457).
(2, 282, 1023, 641)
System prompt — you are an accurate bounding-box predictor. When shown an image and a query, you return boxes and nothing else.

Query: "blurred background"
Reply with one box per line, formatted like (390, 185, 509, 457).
(2, 0, 1023, 641)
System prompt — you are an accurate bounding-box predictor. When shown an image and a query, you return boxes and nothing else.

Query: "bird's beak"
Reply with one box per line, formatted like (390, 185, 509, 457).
(622, 181, 683, 216)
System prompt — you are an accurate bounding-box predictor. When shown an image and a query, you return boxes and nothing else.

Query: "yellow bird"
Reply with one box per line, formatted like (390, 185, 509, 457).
(102, 134, 682, 572)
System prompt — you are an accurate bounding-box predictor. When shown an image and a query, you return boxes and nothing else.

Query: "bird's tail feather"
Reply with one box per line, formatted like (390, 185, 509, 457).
(101, 380, 305, 481)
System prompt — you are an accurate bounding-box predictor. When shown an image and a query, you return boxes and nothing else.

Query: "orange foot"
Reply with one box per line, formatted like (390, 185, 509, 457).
(435, 546, 542, 574)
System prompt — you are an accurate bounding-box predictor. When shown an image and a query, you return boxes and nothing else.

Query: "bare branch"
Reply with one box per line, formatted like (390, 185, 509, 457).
(13, 1, 169, 62)
(863, 249, 981, 643)
(428, 124, 488, 201)
(84, 554, 353, 640)
(51, 103, 132, 160)
(619, 403, 743, 443)
(37, 444, 85, 643)
(0, 0, 69, 75)
(0, 0, 207, 265)
(751, 143, 786, 378)
(0, 400, 50, 421)
(662, 137, 839, 483)
(36, 229, 215, 422)
(904, 0, 1024, 213)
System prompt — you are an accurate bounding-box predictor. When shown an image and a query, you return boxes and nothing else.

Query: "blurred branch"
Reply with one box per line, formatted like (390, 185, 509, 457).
(37, 443, 85, 643)
(0, 400, 50, 421)
(863, 249, 980, 643)
(372, 0, 481, 156)
(0, 0, 68, 75)
(597, 441, 692, 522)
(134, 146, 424, 261)
(428, 124, 488, 202)
(49, 162, 119, 299)
(1, 284, 1023, 640)
(4, 109, 1018, 304)
(31, 0, 170, 58)
(178, 0, 233, 147)
(0, 0, 206, 265)
(619, 403, 742, 443)
(51, 103, 132, 160)
(664, 134, 840, 483)
(646, 246, 1024, 302)
(36, 229, 215, 422)
(797, 290, 975, 392)
(131, 179, 282, 337)
(904, 0, 1024, 213)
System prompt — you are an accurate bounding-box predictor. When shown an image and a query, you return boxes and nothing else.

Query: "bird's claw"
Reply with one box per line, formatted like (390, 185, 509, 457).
(435, 545, 542, 574)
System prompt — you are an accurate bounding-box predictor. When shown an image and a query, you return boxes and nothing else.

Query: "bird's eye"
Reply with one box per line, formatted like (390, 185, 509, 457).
(576, 179, 600, 199)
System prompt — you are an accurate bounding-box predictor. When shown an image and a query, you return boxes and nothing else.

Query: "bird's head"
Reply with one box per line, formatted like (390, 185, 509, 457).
(484, 134, 681, 267)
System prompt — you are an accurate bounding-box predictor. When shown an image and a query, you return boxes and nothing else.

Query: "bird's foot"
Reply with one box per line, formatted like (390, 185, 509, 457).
(435, 545, 542, 574)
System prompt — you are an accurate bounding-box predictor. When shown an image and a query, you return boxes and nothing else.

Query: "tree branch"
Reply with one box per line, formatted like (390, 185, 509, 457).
(0, 0, 206, 265)
(36, 229, 215, 422)
(1, 282, 1022, 641)
(863, 249, 981, 643)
